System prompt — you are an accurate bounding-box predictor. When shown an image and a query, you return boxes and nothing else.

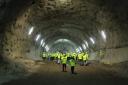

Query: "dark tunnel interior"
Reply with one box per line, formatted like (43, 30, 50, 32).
(0, 0, 128, 85)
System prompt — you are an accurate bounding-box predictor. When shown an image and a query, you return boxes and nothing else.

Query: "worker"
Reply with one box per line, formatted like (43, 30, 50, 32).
(83, 52, 89, 66)
(69, 57, 76, 74)
(78, 52, 83, 66)
(61, 53, 67, 72)
(42, 52, 46, 61)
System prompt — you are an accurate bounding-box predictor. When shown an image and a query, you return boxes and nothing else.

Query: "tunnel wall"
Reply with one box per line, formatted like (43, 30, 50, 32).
(1, 6, 42, 73)
(89, 47, 128, 64)
(101, 47, 128, 64)
(1, 0, 128, 68)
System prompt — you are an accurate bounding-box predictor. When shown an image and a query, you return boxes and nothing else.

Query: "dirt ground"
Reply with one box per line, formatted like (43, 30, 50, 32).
(1, 61, 128, 85)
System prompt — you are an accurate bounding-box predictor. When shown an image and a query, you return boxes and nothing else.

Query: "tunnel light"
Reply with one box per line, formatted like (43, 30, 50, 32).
(86, 41, 89, 47)
(28, 27, 34, 35)
(42, 42, 45, 47)
(82, 44, 87, 50)
(55, 39, 70, 43)
(79, 47, 82, 51)
(45, 45, 49, 52)
(90, 37, 95, 44)
(84, 40, 89, 47)
(40, 39, 44, 45)
(101, 30, 106, 41)
(35, 34, 41, 41)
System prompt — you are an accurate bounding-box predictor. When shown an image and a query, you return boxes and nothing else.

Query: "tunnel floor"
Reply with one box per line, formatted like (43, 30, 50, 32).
(1, 61, 128, 85)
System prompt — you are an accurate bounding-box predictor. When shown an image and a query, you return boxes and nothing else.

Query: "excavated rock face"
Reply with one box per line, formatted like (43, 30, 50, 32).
(0, 0, 128, 67)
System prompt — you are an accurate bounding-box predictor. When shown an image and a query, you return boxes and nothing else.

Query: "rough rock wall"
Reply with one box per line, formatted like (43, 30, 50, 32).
(1, 8, 40, 73)
(102, 47, 128, 64)
(0, 0, 128, 65)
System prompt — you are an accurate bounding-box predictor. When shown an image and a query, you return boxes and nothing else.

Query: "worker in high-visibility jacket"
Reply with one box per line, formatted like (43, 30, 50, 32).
(42, 52, 46, 61)
(72, 52, 77, 60)
(61, 53, 67, 72)
(78, 52, 84, 65)
(83, 52, 89, 66)
(69, 57, 76, 74)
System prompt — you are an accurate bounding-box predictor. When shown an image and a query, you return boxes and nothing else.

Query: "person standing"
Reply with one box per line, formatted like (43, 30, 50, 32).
(69, 58, 76, 74)
(61, 53, 67, 72)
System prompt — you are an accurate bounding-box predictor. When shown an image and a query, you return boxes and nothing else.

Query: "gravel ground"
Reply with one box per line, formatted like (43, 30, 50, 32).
(1, 61, 128, 85)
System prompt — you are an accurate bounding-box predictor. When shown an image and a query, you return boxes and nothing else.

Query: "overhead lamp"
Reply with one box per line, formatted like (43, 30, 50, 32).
(42, 42, 45, 47)
(28, 27, 34, 35)
(82, 44, 87, 50)
(40, 39, 44, 45)
(79, 47, 82, 51)
(45, 45, 49, 52)
(84, 40, 89, 47)
(90, 37, 95, 44)
(35, 34, 41, 41)
(86, 41, 89, 47)
(101, 30, 106, 41)
(55, 39, 70, 43)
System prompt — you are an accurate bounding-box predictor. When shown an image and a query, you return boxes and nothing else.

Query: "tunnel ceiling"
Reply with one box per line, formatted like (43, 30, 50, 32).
(0, 0, 128, 58)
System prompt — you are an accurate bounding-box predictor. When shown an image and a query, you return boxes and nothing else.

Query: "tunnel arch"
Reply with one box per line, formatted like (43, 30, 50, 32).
(0, 0, 128, 72)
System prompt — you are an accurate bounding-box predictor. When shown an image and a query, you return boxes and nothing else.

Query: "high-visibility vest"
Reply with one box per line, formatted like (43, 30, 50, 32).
(57, 53, 61, 59)
(83, 54, 87, 61)
(70, 59, 76, 66)
(61, 56, 67, 64)
(43, 53, 46, 57)
(73, 53, 77, 60)
(78, 53, 83, 59)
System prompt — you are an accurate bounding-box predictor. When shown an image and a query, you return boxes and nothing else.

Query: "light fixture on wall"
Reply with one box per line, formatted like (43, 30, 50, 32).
(90, 37, 95, 44)
(42, 42, 45, 47)
(85, 41, 89, 47)
(45, 45, 50, 52)
(84, 40, 89, 47)
(40, 39, 44, 45)
(35, 34, 41, 41)
(101, 30, 106, 41)
(28, 27, 34, 35)
(82, 44, 87, 50)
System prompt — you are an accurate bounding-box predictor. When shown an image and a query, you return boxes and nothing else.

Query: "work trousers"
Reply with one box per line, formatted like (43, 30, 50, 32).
(71, 66, 74, 74)
(62, 64, 66, 72)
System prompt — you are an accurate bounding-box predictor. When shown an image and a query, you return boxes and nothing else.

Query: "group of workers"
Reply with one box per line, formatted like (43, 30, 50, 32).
(40, 52, 89, 74)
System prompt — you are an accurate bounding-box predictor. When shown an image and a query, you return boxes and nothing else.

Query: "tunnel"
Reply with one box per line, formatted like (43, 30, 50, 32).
(0, 0, 128, 85)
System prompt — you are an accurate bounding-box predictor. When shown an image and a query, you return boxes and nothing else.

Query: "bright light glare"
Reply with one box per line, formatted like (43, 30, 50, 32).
(79, 47, 82, 51)
(40, 39, 44, 45)
(28, 27, 34, 35)
(54, 39, 70, 44)
(45, 45, 49, 51)
(82, 44, 87, 50)
(35, 34, 41, 41)
(90, 37, 95, 44)
(101, 30, 106, 40)
(85, 41, 89, 47)
(42, 42, 45, 47)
